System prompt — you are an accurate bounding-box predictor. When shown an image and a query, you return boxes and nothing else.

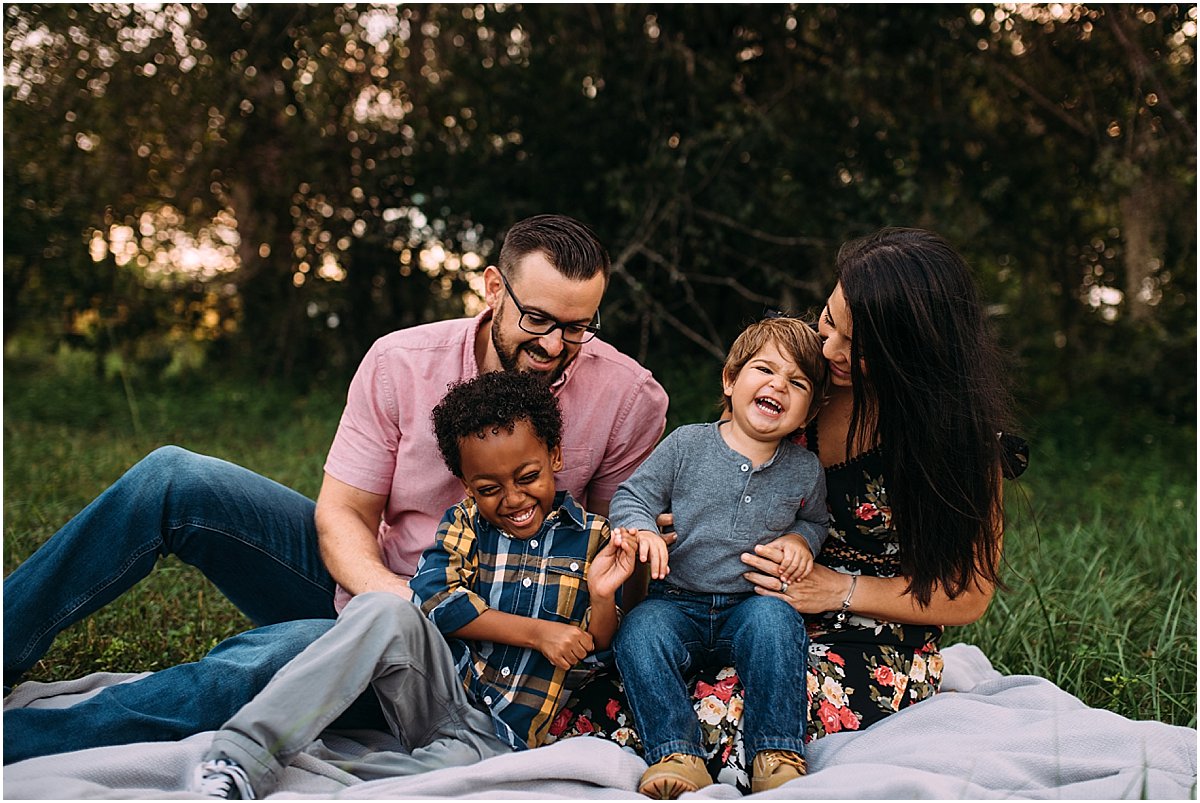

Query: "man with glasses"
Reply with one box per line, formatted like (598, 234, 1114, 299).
(5, 214, 668, 763)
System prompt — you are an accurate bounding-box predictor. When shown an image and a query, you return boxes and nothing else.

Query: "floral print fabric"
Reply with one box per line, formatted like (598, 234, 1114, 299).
(547, 429, 1025, 792)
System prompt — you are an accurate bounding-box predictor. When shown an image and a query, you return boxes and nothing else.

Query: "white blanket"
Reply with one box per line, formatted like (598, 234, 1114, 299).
(4, 644, 1195, 799)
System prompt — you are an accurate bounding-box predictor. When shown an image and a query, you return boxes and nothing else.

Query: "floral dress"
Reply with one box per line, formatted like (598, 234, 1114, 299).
(545, 426, 1028, 792)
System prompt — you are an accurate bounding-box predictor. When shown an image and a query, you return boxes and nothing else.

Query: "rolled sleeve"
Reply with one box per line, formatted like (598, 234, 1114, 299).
(425, 589, 489, 635)
(411, 504, 492, 635)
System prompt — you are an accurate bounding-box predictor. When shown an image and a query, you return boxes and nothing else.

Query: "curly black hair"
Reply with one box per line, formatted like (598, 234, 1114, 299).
(432, 371, 564, 479)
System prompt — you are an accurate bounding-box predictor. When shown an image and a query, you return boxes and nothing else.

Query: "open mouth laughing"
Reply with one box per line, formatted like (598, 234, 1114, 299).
(754, 396, 784, 416)
(504, 505, 538, 529)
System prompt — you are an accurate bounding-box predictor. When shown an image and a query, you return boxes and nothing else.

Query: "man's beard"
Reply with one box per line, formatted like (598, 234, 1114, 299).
(491, 305, 571, 386)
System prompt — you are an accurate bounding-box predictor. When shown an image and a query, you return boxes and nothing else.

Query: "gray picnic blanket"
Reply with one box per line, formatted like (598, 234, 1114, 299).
(4, 644, 1196, 799)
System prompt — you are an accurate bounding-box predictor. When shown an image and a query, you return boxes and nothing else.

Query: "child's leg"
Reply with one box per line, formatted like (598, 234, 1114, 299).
(719, 596, 808, 762)
(613, 596, 708, 764)
(205, 592, 505, 795)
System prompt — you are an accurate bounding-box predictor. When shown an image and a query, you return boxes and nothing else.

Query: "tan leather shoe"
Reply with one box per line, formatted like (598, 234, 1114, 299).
(638, 753, 712, 799)
(750, 749, 807, 793)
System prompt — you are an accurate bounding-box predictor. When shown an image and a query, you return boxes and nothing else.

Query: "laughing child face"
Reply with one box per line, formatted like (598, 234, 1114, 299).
(457, 418, 562, 539)
(432, 370, 566, 539)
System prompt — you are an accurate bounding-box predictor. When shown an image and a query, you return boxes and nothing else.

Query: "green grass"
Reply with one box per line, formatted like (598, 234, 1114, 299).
(950, 404, 1197, 726)
(4, 361, 1196, 729)
(4, 362, 341, 678)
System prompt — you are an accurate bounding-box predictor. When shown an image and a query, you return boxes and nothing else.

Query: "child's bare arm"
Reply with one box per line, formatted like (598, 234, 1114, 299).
(587, 528, 639, 649)
(451, 611, 593, 670)
(768, 532, 815, 583)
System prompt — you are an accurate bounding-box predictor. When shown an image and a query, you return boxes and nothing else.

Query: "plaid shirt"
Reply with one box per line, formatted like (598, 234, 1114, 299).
(410, 491, 612, 751)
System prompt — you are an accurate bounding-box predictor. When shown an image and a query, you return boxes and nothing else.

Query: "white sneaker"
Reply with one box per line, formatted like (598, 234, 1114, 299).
(191, 757, 256, 799)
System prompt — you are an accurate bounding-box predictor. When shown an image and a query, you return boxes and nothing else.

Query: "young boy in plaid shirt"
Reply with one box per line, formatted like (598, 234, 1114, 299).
(191, 371, 638, 798)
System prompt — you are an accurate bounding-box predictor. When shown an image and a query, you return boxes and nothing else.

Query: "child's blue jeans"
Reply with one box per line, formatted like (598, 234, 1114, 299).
(614, 583, 809, 766)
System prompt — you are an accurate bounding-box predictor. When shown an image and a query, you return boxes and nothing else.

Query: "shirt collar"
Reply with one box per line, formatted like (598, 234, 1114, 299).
(553, 490, 588, 529)
(464, 491, 588, 540)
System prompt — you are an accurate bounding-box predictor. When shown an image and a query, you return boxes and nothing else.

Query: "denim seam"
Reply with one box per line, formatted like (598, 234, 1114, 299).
(13, 537, 161, 669)
(643, 739, 707, 766)
(167, 518, 333, 596)
(745, 737, 808, 759)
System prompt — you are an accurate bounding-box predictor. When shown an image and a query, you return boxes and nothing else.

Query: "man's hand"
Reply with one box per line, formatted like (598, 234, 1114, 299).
(769, 532, 814, 583)
(535, 622, 595, 670)
(588, 528, 639, 600)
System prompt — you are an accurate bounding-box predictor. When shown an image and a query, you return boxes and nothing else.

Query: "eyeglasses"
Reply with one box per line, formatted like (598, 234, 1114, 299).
(499, 271, 601, 344)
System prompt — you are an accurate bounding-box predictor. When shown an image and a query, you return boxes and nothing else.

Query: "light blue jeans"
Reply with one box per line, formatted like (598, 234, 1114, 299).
(3, 446, 375, 764)
(614, 583, 809, 765)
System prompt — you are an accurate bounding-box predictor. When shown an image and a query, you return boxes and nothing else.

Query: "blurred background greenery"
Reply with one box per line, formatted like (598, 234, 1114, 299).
(4, 3, 1195, 413)
(3, 4, 1195, 727)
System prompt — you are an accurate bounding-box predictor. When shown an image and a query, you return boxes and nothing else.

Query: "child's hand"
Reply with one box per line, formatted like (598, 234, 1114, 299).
(769, 533, 814, 583)
(588, 528, 640, 599)
(535, 622, 595, 670)
(637, 529, 671, 580)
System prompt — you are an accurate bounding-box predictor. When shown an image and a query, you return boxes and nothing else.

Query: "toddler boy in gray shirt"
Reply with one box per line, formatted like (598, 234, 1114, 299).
(609, 316, 831, 799)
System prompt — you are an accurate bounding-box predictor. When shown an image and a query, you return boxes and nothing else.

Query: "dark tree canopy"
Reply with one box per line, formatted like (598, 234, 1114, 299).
(4, 4, 1195, 417)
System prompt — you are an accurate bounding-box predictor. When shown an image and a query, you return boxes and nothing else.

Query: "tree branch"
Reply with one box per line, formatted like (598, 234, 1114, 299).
(694, 207, 828, 247)
(1105, 7, 1196, 142)
(611, 267, 727, 361)
(991, 61, 1093, 139)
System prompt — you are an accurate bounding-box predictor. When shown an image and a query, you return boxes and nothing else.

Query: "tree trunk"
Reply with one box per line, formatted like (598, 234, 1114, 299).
(1118, 173, 1163, 323)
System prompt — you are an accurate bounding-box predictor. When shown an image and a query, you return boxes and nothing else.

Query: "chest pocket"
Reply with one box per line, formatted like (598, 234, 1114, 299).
(765, 496, 806, 532)
(539, 556, 587, 623)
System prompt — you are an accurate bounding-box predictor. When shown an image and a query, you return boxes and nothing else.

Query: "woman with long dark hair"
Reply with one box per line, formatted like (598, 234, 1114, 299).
(549, 227, 1027, 792)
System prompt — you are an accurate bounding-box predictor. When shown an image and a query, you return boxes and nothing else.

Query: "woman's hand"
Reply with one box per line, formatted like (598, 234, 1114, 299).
(743, 541, 994, 625)
(741, 542, 849, 614)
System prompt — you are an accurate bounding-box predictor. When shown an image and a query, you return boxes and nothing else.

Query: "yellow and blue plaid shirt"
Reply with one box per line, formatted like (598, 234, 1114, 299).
(410, 491, 612, 751)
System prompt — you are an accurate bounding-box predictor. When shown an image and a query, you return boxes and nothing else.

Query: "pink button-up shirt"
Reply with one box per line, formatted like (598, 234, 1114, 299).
(324, 311, 668, 611)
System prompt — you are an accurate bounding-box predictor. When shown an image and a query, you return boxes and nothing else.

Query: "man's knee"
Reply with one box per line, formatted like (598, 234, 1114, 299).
(132, 445, 213, 498)
(138, 445, 197, 476)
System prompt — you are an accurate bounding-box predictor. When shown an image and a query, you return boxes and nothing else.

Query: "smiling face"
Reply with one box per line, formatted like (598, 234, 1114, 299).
(722, 339, 815, 448)
(483, 252, 606, 386)
(458, 418, 563, 539)
(819, 283, 858, 389)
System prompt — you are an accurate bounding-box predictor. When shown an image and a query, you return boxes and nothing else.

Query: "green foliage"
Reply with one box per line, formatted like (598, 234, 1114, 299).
(4, 365, 1195, 729)
(3, 4, 1194, 415)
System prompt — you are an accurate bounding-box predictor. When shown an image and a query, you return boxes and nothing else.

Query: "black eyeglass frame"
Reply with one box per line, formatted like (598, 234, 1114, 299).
(498, 271, 602, 344)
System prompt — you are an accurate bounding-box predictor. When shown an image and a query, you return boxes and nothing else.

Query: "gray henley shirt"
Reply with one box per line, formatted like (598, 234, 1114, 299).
(609, 421, 829, 593)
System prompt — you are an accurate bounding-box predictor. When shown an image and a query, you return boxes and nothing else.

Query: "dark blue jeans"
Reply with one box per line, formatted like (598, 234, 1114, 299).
(2, 446, 382, 764)
(613, 583, 809, 765)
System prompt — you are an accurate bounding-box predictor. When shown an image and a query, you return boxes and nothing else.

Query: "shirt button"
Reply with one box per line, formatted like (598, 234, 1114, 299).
(570, 562, 580, 571)
(522, 578, 532, 588)
(530, 540, 539, 549)
(501, 667, 511, 677)
(741, 464, 749, 472)
(744, 495, 752, 503)
(484, 695, 493, 705)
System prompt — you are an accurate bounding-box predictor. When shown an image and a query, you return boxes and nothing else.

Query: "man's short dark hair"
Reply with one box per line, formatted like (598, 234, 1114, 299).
(498, 214, 610, 283)
(432, 371, 564, 479)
